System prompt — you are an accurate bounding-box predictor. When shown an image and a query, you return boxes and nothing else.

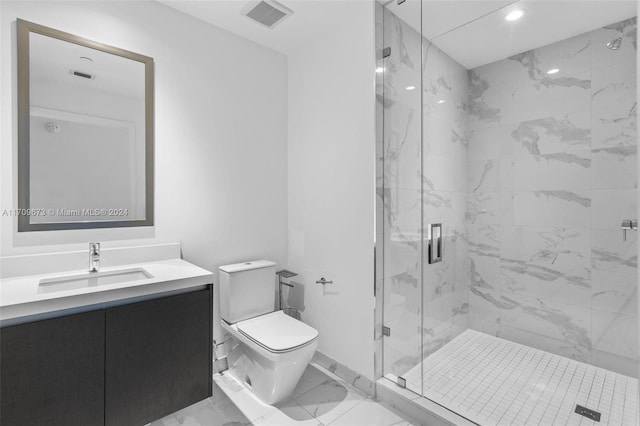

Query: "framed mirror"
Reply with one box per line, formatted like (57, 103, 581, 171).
(17, 19, 154, 231)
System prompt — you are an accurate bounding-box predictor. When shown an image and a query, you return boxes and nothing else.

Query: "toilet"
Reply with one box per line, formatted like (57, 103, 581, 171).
(219, 260, 319, 405)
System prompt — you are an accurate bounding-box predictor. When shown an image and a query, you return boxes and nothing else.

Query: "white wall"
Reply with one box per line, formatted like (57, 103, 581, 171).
(287, 1, 376, 380)
(0, 1, 288, 340)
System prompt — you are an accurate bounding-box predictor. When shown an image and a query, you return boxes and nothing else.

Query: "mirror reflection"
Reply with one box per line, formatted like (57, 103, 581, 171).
(18, 20, 153, 231)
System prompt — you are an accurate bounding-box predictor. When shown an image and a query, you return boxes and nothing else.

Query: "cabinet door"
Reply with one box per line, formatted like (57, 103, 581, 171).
(105, 287, 212, 426)
(0, 310, 105, 426)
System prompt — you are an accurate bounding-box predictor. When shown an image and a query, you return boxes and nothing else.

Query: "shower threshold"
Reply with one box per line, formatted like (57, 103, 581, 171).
(394, 330, 638, 426)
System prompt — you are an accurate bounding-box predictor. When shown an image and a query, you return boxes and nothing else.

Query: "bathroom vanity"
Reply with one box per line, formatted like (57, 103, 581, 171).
(0, 245, 213, 426)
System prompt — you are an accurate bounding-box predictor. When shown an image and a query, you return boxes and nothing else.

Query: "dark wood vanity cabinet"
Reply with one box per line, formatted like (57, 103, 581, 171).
(105, 288, 212, 426)
(0, 310, 106, 426)
(0, 286, 212, 426)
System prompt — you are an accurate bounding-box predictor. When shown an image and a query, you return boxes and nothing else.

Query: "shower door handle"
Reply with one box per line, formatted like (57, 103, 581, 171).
(428, 223, 442, 264)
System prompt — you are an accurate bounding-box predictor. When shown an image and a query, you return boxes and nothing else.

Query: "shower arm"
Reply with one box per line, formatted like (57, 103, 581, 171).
(620, 23, 638, 37)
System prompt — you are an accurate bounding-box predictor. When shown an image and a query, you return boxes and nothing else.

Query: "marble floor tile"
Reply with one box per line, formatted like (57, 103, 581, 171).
(174, 396, 252, 426)
(149, 414, 180, 426)
(186, 363, 414, 426)
(328, 398, 411, 426)
(289, 364, 334, 400)
(253, 399, 324, 426)
(213, 373, 278, 422)
(293, 378, 368, 425)
(175, 398, 216, 417)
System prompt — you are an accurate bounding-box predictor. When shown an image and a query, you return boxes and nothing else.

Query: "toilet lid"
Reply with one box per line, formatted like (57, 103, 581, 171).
(237, 311, 318, 352)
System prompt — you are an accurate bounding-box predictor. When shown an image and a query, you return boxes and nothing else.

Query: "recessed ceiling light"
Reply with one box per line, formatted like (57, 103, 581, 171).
(505, 10, 524, 21)
(406, 86, 416, 91)
(546, 68, 560, 75)
(437, 99, 446, 104)
(376, 67, 384, 73)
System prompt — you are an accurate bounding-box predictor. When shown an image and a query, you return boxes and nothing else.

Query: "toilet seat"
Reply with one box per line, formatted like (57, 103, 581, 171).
(236, 311, 318, 354)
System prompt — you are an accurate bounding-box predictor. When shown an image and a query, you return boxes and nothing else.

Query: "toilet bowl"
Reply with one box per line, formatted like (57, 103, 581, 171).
(222, 310, 318, 404)
(219, 261, 319, 405)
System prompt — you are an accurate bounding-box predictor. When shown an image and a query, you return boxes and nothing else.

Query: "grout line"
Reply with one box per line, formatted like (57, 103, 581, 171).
(400, 329, 638, 426)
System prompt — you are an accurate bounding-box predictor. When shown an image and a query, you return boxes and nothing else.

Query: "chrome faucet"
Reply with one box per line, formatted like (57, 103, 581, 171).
(89, 242, 100, 272)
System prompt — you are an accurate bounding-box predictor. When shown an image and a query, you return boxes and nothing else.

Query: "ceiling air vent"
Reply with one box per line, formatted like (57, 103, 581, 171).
(242, 0, 293, 29)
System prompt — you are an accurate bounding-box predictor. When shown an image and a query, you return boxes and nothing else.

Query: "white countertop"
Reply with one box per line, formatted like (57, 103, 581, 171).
(0, 258, 214, 322)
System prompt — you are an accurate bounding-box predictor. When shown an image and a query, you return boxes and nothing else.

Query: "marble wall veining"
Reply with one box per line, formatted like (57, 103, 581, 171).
(467, 18, 638, 377)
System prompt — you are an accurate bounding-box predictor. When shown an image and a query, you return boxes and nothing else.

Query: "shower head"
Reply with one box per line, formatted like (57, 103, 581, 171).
(606, 23, 637, 50)
(606, 36, 623, 50)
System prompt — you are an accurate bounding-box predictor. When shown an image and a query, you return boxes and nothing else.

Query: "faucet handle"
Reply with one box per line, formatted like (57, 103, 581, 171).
(89, 242, 100, 272)
(621, 220, 638, 241)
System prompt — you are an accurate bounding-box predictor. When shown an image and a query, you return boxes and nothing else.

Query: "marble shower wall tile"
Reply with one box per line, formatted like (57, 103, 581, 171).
(382, 9, 422, 193)
(468, 159, 500, 192)
(466, 192, 500, 225)
(501, 76, 592, 125)
(467, 69, 502, 129)
(468, 125, 499, 160)
(423, 191, 466, 226)
(465, 17, 637, 376)
(383, 187, 420, 231)
(382, 99, 421, 190)
(500, 226, 591, 275)
(592, 310, 638, 360)
(592, 189, 638, 230)
(500, 111, 591, 158)
(508, 190, 591, 228)
(592, 102, 637, 149)
(591, 269, 637, 315)
(500, 293, 592, 360)
(468, 285, 501, 337)
(592, 64, 637, 111)
(591, 229, 637, 274)
(592, 145, 637, 189)
(468, 224, 500, 295)
(500, 226, 591, 307)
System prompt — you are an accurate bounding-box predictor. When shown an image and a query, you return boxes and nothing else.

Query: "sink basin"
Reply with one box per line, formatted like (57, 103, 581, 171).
(38, 268, 153, 294)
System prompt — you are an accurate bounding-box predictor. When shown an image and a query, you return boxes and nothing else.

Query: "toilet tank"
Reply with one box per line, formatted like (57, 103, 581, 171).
(219, 260, 276, 324)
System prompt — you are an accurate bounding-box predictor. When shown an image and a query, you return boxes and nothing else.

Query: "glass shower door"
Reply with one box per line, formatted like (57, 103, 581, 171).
(379, 0, 424, 395)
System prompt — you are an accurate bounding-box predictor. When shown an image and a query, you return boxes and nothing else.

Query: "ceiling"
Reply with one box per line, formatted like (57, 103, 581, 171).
(159, 0, 638, 68)
(158, 0, 351, 56)
(387, 0, 638, 68)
